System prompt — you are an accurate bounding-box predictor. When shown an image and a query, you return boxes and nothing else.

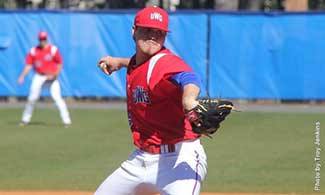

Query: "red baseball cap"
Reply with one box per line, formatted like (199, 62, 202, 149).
(134, 6, 170, 32)
(38, 31, 48, 40)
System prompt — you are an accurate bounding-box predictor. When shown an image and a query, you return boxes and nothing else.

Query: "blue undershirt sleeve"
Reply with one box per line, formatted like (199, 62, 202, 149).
(170, 71, 202, 89)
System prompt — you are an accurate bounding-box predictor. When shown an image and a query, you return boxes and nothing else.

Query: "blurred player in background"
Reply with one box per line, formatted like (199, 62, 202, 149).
(18, 31, 71, 127)
(96, 6, 206, 195)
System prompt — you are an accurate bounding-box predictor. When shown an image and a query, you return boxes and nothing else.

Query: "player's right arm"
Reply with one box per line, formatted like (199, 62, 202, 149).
(18, 65, 32, 84)
(98, 56, 130, 75)
(18, 49, 34, 84)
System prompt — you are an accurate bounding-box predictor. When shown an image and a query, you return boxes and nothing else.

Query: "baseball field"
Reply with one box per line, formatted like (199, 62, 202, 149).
(0, 104, 324, 195)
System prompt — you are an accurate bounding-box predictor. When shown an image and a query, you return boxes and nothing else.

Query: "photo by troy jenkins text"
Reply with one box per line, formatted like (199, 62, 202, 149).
(314, 121, 321, 191)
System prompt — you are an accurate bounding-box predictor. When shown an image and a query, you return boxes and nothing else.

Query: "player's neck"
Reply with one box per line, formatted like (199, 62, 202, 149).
(135, 52, 151, 66)
(135, 48, 164, 65)
(39, 43, 49, 49)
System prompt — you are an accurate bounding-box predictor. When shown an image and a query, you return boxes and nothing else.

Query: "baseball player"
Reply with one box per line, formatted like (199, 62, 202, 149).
(18, 31, 71, 127)
(95, 7, 208, 195)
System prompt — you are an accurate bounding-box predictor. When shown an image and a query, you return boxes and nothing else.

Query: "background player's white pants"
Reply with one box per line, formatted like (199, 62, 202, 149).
(21, 73, 71, 125)
(94, 139, 207, 195)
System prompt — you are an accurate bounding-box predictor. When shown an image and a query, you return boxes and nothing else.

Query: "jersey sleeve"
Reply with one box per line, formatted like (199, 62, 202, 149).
(148, 54, 192, 90)
(53, 47, 63, 64)
(170, 71, 202, 89)
(25, 49, 34, 65)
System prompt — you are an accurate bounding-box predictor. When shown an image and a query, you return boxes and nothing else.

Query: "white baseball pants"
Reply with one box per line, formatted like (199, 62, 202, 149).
(21, 73, 71, 125)
(94, 139, 207, 195)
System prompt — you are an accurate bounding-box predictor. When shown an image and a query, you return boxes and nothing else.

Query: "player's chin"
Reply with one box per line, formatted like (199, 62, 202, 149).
(141, 43, 162, 55)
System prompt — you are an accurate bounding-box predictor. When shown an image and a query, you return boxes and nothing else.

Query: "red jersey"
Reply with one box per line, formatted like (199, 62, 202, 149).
(25, 44, 62, 75)
(126, 48, 200, 151)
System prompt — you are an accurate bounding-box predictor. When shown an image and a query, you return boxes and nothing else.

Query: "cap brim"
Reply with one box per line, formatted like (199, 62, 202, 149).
(135, 24, 170, 32)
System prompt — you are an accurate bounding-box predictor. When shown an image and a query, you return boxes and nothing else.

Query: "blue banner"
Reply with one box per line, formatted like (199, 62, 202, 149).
(0, 11, 208, 97)
(1, 11, 325, 99)
(208, 13, 325, 99)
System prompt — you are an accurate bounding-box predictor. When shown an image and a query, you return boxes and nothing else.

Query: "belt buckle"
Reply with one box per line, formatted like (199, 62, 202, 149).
(160, 144, 175, 154)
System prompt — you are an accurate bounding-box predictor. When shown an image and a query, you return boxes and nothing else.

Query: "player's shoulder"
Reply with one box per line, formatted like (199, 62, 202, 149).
(29, 47, 37, 56)
(158, 49, 188, 66)
(48, 44, 59, 55)
(48, 44, 58, 50)
(152, 48, 192, 74)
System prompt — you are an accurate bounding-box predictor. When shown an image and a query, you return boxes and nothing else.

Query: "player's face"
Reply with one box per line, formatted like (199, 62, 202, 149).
(39, 39, 47, 48)
(133, 26, 166, 56)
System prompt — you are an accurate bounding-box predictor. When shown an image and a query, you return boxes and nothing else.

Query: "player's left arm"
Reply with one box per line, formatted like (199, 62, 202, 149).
(169, 71, 201, 110)
(49, 49, 63, 80)
(54, 63, 62, 76)
(182, 84, 200, 110)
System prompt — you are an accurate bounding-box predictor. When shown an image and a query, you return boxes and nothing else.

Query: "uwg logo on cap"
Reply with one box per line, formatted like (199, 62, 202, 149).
(150, 12, 163, 22)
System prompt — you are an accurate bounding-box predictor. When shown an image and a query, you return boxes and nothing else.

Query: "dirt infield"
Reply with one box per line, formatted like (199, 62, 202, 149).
(0, 192, 322, 195)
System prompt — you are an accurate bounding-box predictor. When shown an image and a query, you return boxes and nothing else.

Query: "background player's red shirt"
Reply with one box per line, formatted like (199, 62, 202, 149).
(25, 44, 62, 75)
(126, 48, 200, 151)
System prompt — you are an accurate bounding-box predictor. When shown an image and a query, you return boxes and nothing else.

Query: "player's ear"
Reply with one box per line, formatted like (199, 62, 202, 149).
(132, 26, 136, 41)
(162, 34, 166, 43)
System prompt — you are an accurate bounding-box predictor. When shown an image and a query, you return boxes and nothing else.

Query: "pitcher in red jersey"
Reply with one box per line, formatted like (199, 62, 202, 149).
(96, 6, 207, 195)
(18, 31, 71, 127)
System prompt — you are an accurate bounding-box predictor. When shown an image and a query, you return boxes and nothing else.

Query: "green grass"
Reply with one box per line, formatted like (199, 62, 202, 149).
(0, 107, 324, 193)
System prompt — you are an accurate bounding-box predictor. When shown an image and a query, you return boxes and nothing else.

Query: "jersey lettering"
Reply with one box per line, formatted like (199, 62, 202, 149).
(44, 54, 53, 61)
(132, 86, 150, 104)
(127, 111, 133, 127)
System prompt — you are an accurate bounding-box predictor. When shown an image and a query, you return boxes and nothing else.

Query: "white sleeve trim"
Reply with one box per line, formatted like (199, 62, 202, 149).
(50, 46, 58, 57)
(30, 47, 36, 56)
(147, 53, 167, 85)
